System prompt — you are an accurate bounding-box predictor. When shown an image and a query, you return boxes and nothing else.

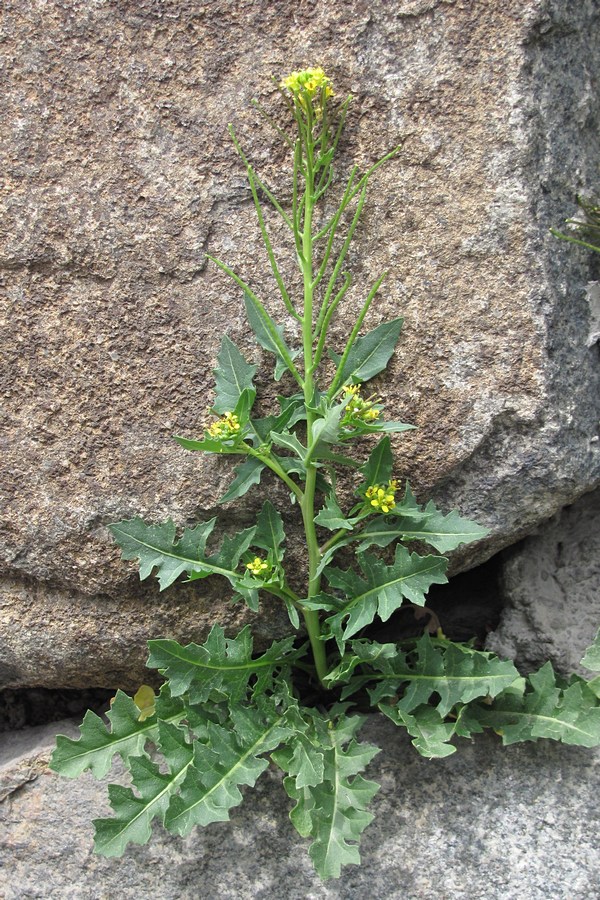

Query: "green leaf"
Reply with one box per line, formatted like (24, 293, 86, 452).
(361, 635, 519, 717)
(220, 456, 265, 503)
(331, 318, 403, 385)
(253, 500, 286, 561)
(390, 502, 489, 552)
(381, 704, 458, 759)
(93, 720, 195, 857)
(147, 625, 299, 703)
(109, 517, 255, 596)
(271, 430, 306, 459)
(323, 547, 448, 647)
(173, 435, 234, 454)
(213, 335, 257, 415)
(314, 493, 355, 531)
(244, 293, 300, 381)
(311, 404, 345, 446)
(468, 662, 600, 747)
(358, 437, 393, 490)
(50, 689, 186, 779)
(164, 702, 292, 837)
(275, 708, 380, 880)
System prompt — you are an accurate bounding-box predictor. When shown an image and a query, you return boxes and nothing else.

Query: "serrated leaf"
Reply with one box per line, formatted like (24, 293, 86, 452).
(50, 689, 186, 779)
(360, 635, 519, 717)
(469, 661, 600, 747)
(220, 456, 265, 503)
(213, 335, 257, 415)
(323, 547, 448, 648)
(271, 431, 306, 459)
(331, 318, 403, 385)
(164, 702, 293, 836)
(109, 517, 255, 596)
(390, 502, 489, 552)
(244, 293, 300, 381)
(93, 720, 194, 857)
(314, 493, 355, 531)
(252, 500, 286, 561)
(380, 704, 457, 758)
(146, 625, 298, 704)
(275, 709, 380, 880)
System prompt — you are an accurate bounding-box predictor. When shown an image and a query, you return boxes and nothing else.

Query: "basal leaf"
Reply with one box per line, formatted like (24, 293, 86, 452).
(213, 335, 257, 415)
(164, 702, 293, 836)
(146, 625, 298, 703)
(469, 661, 600, 747)
(93, 720, 194, 857)
(275, 708, 380, 880)
(581, 628, 600, 672)
(380, 704, 458, 759)
(50, 689, 186, 779)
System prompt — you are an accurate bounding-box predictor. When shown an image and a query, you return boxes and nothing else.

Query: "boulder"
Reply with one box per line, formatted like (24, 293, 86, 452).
(2, 716, 600, 898)
(1, 0, 599, 687)
(488, 487, 600, 675)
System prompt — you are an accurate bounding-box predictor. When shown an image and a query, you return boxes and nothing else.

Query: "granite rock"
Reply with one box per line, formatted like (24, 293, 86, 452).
(1, 716, 599, 899)
(1, 0, 599, 687)
(488, 487, 600, 675)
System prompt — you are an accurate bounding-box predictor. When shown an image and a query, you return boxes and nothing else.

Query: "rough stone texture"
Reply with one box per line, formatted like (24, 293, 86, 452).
(1, 0, 599, 687)
(488, 487, 600, 675)
(1, 716, 599, 899)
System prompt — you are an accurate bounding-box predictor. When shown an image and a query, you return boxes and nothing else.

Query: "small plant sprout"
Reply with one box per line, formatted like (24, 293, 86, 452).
(52, 70, 600, 881)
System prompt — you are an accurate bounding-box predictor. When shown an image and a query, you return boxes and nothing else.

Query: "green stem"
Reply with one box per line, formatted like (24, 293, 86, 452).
(298, 108, 328, 687)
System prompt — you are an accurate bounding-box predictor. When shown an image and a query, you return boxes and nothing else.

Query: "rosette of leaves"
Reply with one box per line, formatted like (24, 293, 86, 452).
(52, 69, 600, 881)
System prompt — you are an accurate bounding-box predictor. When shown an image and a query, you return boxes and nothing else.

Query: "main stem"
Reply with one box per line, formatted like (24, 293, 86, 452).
(299, 114, 328, 687)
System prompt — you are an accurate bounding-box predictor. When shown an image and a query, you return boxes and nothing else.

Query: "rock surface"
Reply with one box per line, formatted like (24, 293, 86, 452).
(1, 0, 599, 688)
(488, 487, 600, 675)
(1, 716, 599, 899)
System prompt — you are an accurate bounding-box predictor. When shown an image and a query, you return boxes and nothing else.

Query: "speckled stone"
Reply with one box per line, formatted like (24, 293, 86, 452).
(1, 715, 599, 899)
(1, 0, 599, 688)
(488, 487, 600, 675)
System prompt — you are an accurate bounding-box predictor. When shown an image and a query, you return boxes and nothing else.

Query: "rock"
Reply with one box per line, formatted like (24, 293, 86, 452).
(1, 716, 600, 899)
(487, 487, 600, 675)
(1, 0, 599, 688)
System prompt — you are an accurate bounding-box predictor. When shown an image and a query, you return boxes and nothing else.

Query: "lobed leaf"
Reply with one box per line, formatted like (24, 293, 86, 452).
(323, 547, 448, 648)
(244, 293, 300, 381)
(274, 708, 380, 880)
(220, 456, 265, 503)
(147, 624, 299, 704)
(466, 661, 600, 747)
(50, 689, 186, 780)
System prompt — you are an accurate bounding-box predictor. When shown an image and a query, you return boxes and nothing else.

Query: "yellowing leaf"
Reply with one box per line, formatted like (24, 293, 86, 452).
(133, 685, 157, 722)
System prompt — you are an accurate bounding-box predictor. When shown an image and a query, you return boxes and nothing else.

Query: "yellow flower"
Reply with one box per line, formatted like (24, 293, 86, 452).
(365, 482, 397, 514)
(281, 68, 334, 110)
(342, 385, 382, 425)
(246, 556, 271, 577)
(207, 412, 241, 441)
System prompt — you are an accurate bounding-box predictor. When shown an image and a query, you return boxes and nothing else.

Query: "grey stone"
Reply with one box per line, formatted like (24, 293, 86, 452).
(1, 716, 600, 899)
(1, 0, 600, 688)
(487, 487, 600, 675)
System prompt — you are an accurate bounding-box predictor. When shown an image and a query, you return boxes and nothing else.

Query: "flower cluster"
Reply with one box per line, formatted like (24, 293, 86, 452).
(365, 480, 399, 514)
(342, 384, 382, 426)
(246, 556, 272, 578)
(207, 412, 241, 441)
(281, 67, 333, 100)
